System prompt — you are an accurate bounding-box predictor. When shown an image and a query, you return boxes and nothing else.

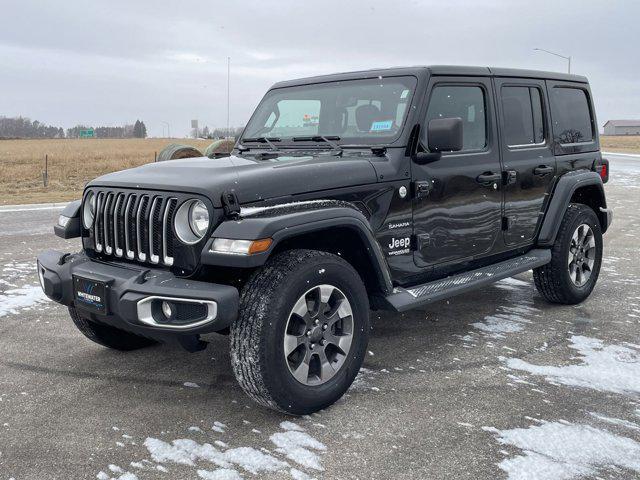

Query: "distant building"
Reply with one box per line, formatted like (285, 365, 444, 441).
(603, 120, 640, 136)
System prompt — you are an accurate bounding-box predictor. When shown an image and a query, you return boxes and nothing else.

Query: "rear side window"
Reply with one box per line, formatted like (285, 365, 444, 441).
(549, 87, 593, 144)
(425, 85, 487, 151)
(501, 86, 545, 146)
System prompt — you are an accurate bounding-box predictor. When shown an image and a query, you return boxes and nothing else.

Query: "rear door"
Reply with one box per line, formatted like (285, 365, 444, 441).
(494, 77, 555, 246)
(412, 76, 503, 268)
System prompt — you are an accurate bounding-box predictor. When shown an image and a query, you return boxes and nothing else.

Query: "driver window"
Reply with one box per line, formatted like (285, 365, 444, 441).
(425, 85, 487, 151)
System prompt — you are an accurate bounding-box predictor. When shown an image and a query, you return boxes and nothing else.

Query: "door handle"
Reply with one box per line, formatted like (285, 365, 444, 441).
(534, 165, 554, 176)
(476, 172, 501, 185)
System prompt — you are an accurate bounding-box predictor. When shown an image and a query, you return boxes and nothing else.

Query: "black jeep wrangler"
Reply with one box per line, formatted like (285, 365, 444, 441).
(37, 66, 612, 414)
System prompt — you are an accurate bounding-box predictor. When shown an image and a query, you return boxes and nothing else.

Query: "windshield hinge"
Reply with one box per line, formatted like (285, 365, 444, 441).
(221, 191, 241, 218)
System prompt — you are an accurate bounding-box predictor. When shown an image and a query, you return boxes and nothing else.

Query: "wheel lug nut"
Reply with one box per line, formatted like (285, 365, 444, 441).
(306, 330, 311, 337)
(314, 319, 319, 325)
(320, 339, 325, 346)
(310, 343, 315, 349)
(322, 324, 327, 330)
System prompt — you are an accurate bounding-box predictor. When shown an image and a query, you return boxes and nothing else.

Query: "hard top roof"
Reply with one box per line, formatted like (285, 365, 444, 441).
(271, 65, 588, 89)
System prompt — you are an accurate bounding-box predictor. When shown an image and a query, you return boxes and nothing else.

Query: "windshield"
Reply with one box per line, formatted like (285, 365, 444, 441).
(242, 76, 417, 145)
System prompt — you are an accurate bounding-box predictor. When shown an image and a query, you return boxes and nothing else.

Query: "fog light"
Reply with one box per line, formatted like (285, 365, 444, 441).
(161, 301, 174, 319)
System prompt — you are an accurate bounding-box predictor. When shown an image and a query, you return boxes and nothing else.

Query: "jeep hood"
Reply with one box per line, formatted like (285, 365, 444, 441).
(87, 153, 379, 207)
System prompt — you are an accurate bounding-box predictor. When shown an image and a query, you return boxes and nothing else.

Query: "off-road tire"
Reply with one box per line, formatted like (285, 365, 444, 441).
(69, 306, 157, 351)
(230, 249, 370, 415)
(533, 203, 603, 304)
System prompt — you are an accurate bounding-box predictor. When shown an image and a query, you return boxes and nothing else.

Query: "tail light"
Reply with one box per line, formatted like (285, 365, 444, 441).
(594, 158, 609, 183)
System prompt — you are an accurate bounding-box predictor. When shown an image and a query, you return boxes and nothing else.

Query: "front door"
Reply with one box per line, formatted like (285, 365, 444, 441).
(413, 77, 503, 269)
(494, 77, 556, 246)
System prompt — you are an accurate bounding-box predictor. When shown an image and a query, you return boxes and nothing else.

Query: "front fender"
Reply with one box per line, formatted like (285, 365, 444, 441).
(201, 200, 393, 295)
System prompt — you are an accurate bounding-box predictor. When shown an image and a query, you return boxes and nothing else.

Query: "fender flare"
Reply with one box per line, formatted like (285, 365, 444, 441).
(537, 170, 608, 247)
(54, 200, 82, 239)
(201, 201, 393, 295)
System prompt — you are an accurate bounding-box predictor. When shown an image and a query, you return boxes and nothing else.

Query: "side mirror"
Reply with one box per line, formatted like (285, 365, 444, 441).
(427, 117, 463, 153)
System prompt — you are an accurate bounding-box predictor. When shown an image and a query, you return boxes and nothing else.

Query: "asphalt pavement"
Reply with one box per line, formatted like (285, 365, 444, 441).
(0, 153, 639, 480)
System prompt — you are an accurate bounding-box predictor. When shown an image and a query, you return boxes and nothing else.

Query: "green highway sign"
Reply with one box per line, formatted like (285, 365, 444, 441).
(79, 129, 94, 138)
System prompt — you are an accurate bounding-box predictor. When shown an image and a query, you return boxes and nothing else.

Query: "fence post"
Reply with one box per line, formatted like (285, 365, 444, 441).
(154, 151, 157, 162)
(43, 154, 48, 187)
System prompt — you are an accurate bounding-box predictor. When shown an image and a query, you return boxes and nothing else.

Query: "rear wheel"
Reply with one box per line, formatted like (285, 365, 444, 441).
(69, 306, 157, 351)
(534, 203, 603, 304)
(230, 249, 370, 415)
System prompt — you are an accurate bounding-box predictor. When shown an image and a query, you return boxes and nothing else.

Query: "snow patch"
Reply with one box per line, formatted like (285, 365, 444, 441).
(280, 421, 305, 432)
(494, 277, 530, 291)
(269, 425, 326, 471)
(97, 465, 139, 480)
(505, 336, 640, 395)
(197, 469, 243, 480)
(212, 421, 226, 433)
(484, 420, 640, 480)
(132, 421, 325, 479)
(240, 200, 328, 217)
(350, 367, 379, 391)
(471, 301, 537, 339)
(589, 413, 640, 431)
(0, 284, 49, 317)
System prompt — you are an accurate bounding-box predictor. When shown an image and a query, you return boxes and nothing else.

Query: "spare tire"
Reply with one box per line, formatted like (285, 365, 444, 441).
(204, 139, 235, 158)
(157, 143, 203, 162)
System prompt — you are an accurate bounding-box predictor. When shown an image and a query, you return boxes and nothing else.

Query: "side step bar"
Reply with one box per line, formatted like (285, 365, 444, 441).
(384, 249, 551, 312)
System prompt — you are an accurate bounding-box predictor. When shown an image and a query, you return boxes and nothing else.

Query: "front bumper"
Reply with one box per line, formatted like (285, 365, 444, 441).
(36, 250, 239, 340)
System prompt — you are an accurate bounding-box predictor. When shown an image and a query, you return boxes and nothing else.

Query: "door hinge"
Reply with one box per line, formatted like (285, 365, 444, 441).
(501, 216, 510, 231)
(221, 191, 240, 217)
(413, 180, 433, 199)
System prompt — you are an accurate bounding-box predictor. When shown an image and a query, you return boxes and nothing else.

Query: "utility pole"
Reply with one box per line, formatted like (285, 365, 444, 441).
(227, 56, 231, 139)
(534, 48, 572, 73)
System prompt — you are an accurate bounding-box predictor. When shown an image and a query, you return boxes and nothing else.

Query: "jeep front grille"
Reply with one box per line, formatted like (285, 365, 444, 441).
(91, 191, 178, 267)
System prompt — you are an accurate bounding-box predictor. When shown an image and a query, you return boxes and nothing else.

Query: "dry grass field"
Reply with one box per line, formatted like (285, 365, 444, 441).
(0, 138, 212, 205)
(600, 135, 640, 154)
(0, 136, 638, 205)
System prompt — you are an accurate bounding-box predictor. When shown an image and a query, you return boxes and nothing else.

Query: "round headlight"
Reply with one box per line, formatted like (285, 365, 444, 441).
(189, 201, 210, 237)
(83, 191, 96, 229)
(174, 199, 210, 244)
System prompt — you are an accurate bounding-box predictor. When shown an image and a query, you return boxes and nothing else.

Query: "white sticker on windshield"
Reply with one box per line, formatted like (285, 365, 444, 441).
(370, 120, 393, 131)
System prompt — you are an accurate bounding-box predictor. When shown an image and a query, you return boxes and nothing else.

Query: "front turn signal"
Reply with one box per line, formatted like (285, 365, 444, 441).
(248, 238, 273, 254)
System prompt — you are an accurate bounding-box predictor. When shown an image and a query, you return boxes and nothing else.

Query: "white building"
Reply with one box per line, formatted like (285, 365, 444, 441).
(603, 120, 640, 136)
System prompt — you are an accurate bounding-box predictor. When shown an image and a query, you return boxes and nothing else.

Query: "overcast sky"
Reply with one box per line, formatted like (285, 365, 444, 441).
(1, 0, 638, 137)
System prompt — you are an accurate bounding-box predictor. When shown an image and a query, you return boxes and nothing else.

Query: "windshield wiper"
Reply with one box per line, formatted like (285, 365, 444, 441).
(239, 137, 281, 151)
(292, 136, 342, 155)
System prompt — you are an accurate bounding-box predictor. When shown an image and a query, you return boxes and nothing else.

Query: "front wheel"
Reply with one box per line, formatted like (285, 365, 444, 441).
(534, 203, 603, 304)
(230, 249, 370, 415)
